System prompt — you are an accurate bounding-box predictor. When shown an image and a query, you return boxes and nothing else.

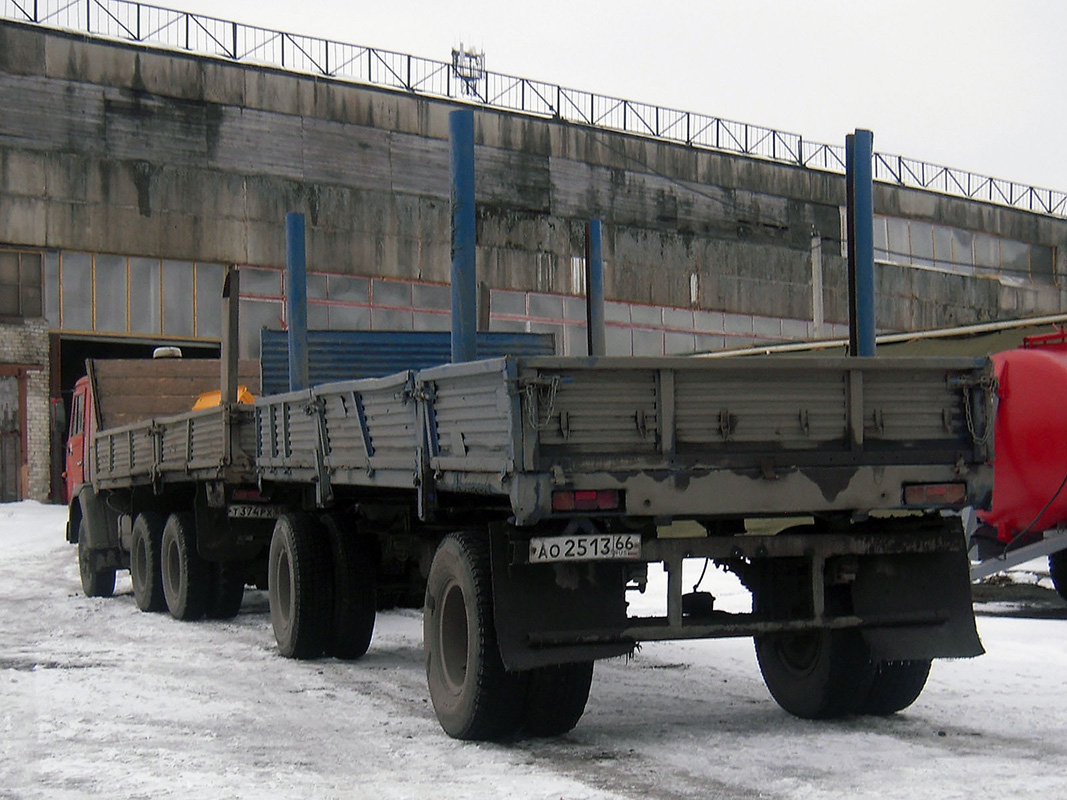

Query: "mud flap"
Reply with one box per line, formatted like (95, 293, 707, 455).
(76, 486, 118, 550)
(489, 523, 633, 671)
(853, 545, 984, 661)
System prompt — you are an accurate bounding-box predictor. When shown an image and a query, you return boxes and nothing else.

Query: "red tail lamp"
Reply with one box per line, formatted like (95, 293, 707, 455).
(902, 482, 967, 507)
(551, 489, 622, 513)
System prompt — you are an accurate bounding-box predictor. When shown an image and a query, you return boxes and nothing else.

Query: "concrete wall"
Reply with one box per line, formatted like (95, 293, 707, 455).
(3, 19, 1066, 337)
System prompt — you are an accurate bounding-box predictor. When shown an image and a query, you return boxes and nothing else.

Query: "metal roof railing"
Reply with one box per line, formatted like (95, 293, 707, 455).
(3, 0, 1065, 218)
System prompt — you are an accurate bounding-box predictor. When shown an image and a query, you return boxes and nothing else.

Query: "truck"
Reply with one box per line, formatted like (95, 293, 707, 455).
(65, 352, 261, 603)
(66, 285, 996, 741)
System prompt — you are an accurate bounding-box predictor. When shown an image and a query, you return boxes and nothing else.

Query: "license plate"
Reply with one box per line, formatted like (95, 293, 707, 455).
(529, 533, 641, 563)
(227, 504, 285, 519)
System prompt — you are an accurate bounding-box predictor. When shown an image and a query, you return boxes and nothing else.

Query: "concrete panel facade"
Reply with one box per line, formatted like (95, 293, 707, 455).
(2, 19, 1067, 499)
(2, 19, 1065, 334)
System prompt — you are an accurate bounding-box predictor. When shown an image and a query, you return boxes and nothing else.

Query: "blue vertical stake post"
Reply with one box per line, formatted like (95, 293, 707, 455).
(449, 109, 477, 363)
(846, 129, 876, 357)
(585, 220, 606, 356)
(285, 211, 310, 392)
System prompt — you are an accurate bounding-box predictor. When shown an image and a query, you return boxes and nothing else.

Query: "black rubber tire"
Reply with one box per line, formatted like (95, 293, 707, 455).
(1049, 550, 1067, 602)
(130, 512, 167, 612)
(205, 561, 246, 620)
(424, 531, 527, 741)
(322, 516, 376, 660)
(268, 513, 331, 659)
(859, 659, 932, 715)
(755, 627, 875, 719)
(78, 518, 116, 598)
(521, 661, 594, 737)
(161, 512, 210, 621)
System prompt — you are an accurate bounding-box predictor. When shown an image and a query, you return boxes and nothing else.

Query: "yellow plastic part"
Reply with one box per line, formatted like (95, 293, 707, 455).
(192, 386, 255, 410)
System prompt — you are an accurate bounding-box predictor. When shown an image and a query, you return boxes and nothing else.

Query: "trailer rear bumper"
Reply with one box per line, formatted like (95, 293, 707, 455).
(490, 516, 982, 670)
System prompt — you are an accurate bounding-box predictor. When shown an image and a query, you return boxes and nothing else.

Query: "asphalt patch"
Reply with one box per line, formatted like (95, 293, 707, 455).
(972, 579, 1067, 618)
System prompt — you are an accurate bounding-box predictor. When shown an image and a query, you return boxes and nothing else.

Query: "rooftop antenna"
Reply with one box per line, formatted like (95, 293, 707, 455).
(451, 42, 485, 98)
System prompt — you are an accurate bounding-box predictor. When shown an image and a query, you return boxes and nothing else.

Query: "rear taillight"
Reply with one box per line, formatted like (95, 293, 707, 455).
(551, 489, 622, 513)
(232, 488, 267, 502)
(902, 482, 967, 507)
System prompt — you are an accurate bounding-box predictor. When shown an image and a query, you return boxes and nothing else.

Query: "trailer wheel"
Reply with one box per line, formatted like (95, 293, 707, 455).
(859, 659, 931, 715)
(130, 512, 167, 612)
(205, 562, 246, 620)
(1049, 551, 1067, 601)
(78, 518, 115, 598)
(322, 516, 376, 660)
(268, 513, 330, 659)
(521, 661, 594, 737)
(424, 531, 526, 741)
(755, 627, 875, 719)
(161, 512, 209, 621)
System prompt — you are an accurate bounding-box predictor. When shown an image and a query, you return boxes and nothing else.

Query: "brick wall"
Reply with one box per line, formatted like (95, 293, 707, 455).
(0, 318, 50, 500)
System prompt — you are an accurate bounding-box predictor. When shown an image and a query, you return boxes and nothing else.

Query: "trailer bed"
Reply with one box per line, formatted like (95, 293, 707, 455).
(91, 404, 257, 490)
(252, 354, 994, 524)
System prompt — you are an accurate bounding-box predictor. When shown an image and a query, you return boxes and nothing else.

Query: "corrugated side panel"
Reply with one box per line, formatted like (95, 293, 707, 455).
(360, 377, 419, 471)
(255, 403, 279, 463)
(93, 425, 158, 483)
(93, 431, 124, 481)
(94, 427, 149, 481)
(675, 368, 847, 449)
(260, 330, 556, 396)
(318, 388, 369, 470)
(429, 368, 513, 470)
(862, 367, 964, 442)
(534, 368, 659, 455)
(254, 391, 314, 468)
(308, 372, 415, 473)
(159, 411, 226, 472)
(281, 398, 318, 469)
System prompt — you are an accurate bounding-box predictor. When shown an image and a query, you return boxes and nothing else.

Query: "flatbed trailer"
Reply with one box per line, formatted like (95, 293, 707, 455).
(69, 352, 995, 740)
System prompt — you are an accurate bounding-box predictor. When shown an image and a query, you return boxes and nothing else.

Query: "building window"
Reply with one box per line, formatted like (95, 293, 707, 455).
(0, 250, 44, 318)
(50, 252, 226, 337)
(873, 216, 1056, 285)
(536, 252, 554, 293)
(571, 255, 586, 295)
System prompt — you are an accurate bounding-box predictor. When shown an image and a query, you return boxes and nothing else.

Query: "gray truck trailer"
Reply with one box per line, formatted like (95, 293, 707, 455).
(68, 342, 995, 741)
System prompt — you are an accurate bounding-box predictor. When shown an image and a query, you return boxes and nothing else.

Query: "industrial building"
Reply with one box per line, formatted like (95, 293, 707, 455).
(1, 4, 1066, 501)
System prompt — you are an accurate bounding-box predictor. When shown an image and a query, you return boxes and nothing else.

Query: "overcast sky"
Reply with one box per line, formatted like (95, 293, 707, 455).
(172, 0, 1066, 194)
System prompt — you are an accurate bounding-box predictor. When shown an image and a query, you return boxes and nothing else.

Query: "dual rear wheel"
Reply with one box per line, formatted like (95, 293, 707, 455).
(267, 512, 377, 661)
(423, 532, 594, 741)
(755, 627, 931, 719)
(134, 511, 246, 621)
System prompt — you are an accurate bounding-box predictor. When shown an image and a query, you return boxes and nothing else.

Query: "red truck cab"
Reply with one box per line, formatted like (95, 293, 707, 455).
(64, 376, 93, 505)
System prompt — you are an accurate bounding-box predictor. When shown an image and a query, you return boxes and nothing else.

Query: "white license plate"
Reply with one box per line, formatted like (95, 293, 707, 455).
(227, 504, 285, 519)
(529, 533, 641, 563)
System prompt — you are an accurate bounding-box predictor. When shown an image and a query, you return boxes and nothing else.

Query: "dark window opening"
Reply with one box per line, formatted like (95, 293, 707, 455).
(0, 250, 44, 319)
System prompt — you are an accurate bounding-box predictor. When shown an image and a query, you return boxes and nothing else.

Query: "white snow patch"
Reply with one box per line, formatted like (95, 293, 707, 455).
(1, 501, 1066, 799)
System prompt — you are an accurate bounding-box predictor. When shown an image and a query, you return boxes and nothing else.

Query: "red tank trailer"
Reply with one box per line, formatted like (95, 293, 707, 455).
(976, 329, 1067, 596)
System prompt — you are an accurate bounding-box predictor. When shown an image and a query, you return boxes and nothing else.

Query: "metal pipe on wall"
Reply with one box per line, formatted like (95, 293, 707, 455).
(846, 129, 876, 357)
(286, 212, 310, 391)
(585, 220, 606, 356)
(449, 109, 477, 363)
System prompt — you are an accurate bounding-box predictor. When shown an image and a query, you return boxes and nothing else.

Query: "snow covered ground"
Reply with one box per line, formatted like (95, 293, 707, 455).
(2, 500, 1066, 800)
